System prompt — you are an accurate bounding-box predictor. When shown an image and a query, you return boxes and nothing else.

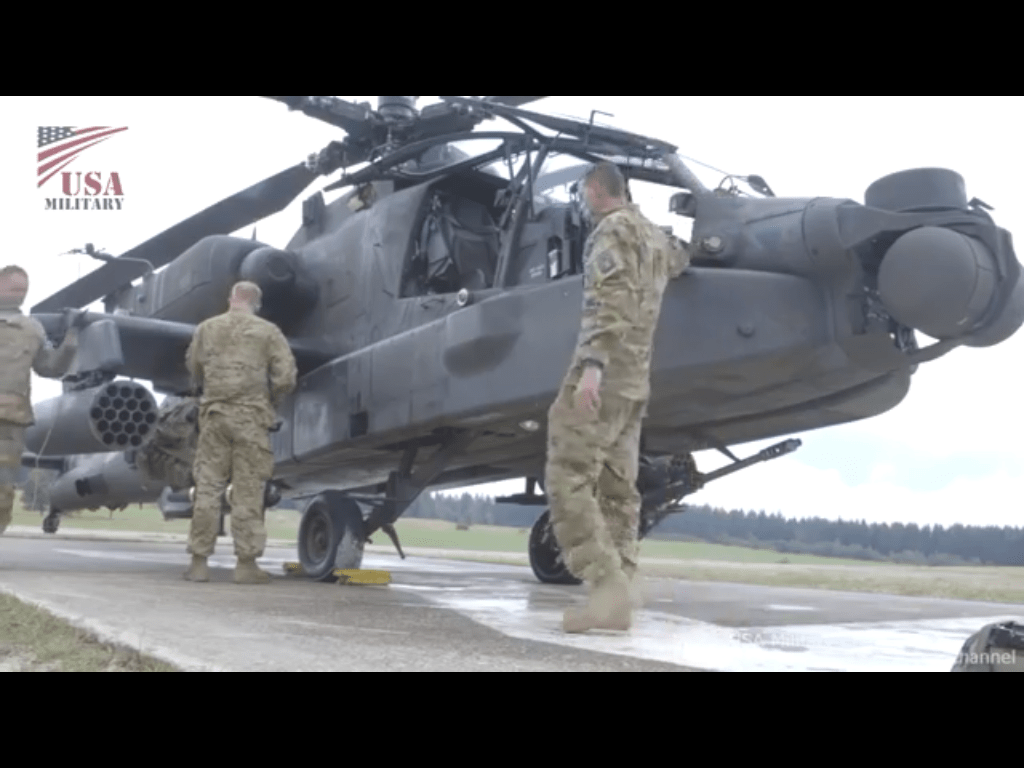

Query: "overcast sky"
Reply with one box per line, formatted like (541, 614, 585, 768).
(4, 96, 1022, 530)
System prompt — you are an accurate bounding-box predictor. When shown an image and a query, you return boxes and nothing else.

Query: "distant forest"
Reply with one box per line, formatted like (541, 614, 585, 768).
(19, 468, 1023, 567)
(402, 494, 1024, 568)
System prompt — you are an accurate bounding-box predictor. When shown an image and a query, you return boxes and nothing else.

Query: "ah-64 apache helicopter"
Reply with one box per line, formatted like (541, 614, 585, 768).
(24, 96, 1024, 586)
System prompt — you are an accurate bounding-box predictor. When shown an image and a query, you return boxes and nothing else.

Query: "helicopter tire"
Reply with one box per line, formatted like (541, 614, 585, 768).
(297, 493, 366, 583)
(529, 509, 583, 586)
(42, 510, 61, 535)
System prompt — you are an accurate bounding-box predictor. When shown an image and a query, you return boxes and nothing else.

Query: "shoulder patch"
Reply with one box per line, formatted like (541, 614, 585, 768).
(594, 248, 621, 279)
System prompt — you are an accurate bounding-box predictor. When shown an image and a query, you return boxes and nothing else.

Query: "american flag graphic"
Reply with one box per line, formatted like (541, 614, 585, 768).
(37, 126, 128, 189)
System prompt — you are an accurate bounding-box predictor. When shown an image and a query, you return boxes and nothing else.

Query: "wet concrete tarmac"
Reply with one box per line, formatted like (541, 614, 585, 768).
(2, 529, 1021, 671)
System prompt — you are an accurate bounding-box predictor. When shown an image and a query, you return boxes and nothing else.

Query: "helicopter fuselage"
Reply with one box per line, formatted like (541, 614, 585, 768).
(259, 182, 914, 498)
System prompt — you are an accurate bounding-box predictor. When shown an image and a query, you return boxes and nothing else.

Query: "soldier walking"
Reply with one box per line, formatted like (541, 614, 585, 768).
(545, 163, 691, 634)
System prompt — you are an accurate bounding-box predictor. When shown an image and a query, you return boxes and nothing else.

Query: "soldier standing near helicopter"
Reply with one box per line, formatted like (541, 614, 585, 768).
(184, 282, 297, 585)
(544, 162, 691, 634)
(0, 266, 84, 536)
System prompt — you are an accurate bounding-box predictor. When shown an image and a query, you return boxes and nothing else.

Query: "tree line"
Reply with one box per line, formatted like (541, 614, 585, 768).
(18, 468, 1022, 567)
(404, 493, 1024, 567)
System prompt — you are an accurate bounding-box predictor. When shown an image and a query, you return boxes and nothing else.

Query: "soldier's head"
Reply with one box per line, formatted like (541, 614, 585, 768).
(0, 266, 29, 310)
(581, 162, 628, 218)
(229, 281, 262, 313)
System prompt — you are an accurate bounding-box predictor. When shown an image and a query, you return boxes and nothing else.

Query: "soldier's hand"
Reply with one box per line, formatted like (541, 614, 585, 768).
(575, 367, 602, 416)
(61, 308, 89, 332)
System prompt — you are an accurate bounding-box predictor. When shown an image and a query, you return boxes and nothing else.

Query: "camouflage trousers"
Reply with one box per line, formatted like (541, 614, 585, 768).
(0, 421, 24, 535)
(190, 408, 274, 560)
(545, 385, 646, 586)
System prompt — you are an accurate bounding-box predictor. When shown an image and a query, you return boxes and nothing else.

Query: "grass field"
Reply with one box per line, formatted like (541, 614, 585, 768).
(0, 592, 178, 672)
(11, 503, 1024, 604)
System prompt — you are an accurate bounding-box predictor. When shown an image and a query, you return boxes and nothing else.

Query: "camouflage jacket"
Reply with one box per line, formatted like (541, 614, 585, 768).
(569, 203, 691, 401)
(186, 308, 297, 427)
(0, 309, 79, 425)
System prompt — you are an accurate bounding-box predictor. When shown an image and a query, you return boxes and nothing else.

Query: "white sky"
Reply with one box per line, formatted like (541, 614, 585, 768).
(4, 96, 1022, 530)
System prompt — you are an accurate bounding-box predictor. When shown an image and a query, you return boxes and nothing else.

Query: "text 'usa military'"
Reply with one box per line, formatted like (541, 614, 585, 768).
(38, 126, 129, 211)
(44, 173, 125, 211)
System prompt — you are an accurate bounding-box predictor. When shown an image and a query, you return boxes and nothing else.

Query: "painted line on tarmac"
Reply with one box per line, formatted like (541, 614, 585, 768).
(765, 605, 818, 612)
(52, 547, 514, 578)
(54, 548, 294, 572)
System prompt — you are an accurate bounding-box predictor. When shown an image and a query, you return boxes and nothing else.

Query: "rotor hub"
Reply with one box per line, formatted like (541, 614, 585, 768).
(378, 96, 418, 123)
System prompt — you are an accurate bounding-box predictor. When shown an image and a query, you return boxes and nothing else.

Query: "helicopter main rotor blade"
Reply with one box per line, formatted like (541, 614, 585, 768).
(441, 97, 676, 156)
(485, 96, 548, 108)
(263, 96, 306, 110)
(32, 162, 319, 313)
(261, 96, 375, 139)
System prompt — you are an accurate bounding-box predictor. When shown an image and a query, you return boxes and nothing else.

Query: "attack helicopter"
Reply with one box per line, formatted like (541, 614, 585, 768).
(23, 96, 1024, 586)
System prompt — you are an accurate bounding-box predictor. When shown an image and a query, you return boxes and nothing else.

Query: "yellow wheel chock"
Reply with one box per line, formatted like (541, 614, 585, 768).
(335, 570, 392, 586)
(282, 563, 391, 586)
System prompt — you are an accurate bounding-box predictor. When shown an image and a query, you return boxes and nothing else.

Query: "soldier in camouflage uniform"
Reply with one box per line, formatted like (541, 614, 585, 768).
(184, 282, 297, 584)
(545, 163, 691, 634)
(0, 266, 84, 535)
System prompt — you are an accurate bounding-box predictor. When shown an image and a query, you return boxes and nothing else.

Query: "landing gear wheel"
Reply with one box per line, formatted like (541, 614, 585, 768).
(529, 509, 582, 586)
(42, 511, 61, 535)
(297, 493, 366, 583)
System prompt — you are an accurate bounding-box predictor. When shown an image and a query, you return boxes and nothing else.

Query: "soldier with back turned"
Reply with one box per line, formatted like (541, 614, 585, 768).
(184, 281, 297, 584)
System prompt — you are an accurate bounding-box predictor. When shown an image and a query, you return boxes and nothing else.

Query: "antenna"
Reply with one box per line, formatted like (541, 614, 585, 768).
(66, 243, 155, 279)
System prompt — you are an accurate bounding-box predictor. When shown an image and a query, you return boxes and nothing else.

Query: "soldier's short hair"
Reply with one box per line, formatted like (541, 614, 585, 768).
(0, 265, 28, 282)
(581, 162, 627, 198)
(231, 281, 262, 306)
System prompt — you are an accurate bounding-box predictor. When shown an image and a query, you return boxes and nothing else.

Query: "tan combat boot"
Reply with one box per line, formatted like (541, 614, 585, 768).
(183, 555, 209, 583)
(234, 558, 271, 585)
(622, 562, 647, 610)
(563, 569, 633, 634)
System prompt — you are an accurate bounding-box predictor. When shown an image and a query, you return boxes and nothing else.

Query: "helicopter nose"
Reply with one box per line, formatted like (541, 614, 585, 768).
(876, 225, 1024, 346)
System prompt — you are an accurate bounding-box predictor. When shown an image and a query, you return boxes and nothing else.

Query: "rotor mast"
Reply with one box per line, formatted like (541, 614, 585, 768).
(377, 96, 418, 122)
